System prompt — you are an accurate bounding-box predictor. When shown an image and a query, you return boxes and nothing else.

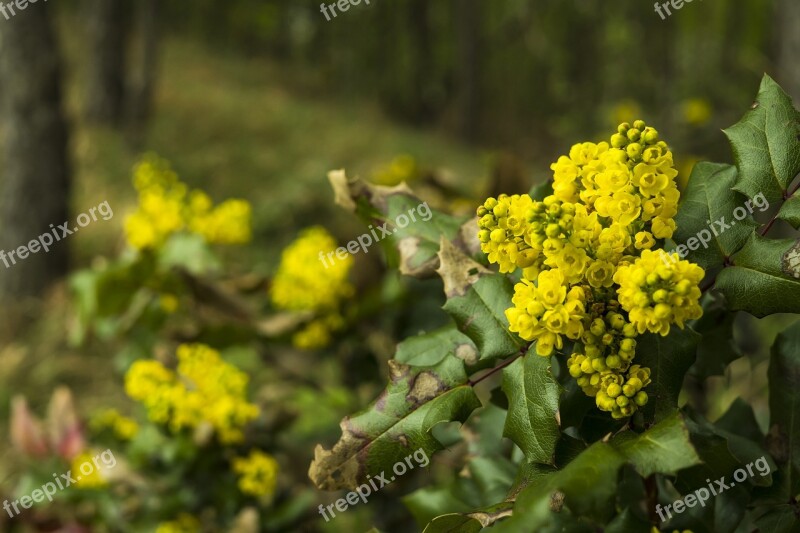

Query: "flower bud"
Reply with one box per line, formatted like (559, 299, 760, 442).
(490, 229, 506, 243)
(611, 134, 628, 148)
(633, 120, 646, 130)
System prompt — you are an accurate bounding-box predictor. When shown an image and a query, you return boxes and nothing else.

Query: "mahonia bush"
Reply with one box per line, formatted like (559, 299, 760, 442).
(478, 120, 704, 419)
(270, 226, 354, 349)
(125, 154, 252, 250)
(124, 343, 260, 444)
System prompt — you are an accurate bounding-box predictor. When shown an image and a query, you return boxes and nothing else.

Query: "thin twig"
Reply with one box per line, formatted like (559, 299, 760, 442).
(468, 345, 529, 387)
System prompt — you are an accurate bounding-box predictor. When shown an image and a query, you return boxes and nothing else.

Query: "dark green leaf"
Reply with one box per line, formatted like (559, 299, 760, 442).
(673, 163, 757, 271)
(715, 235, 800, 317)
(309, 355, 480, 490)
(637, 327, 701, 423)
(766, 321, 800, 497)
(611, 412, 701, 477)
(725, 74, 800, 207)
(501, 349, 562, 464)
(439, 240, 525, 365)
(395, 324, 478, 367)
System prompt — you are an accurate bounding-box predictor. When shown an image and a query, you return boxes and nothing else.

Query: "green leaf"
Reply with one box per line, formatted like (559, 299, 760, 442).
(715, 234, 800, 317)
(611, 412, 701, 477)
(493, 442, 625, 531)
(327, 169, 467, 277)
(766, 321, 800, 497)
(688, 294, 743, 379)
(309, 355, 480, 491)
(636, 327, 701, 423)
(724, 74, 800, 207)
(395, 324, 478, 367)
(438, 239, 525, 365)
(501, 349, 562, 464)
(673, 163, 757, 271)
(778, 194, 800, 230)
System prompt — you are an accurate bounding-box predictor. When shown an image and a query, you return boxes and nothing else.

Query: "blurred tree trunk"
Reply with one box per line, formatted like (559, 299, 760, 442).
(777, 0, 800, 102)
(127, 0, 160, 143)
(85, 0, 129, 125)
(0, 5, 71, 298)
(407, 0, 433, 124)
(455, 0, 481, 143)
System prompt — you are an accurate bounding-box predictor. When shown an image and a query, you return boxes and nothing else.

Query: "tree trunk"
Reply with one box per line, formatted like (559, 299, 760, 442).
(85, 0, 129, 125)
(127, 0, 160, 143)
(0, 4, 72, 299)
(455, 0, 481, 143)
(777, 0, 800, 102)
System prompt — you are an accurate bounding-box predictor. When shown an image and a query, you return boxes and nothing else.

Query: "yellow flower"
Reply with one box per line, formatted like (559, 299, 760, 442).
(271, 226, 353, 312)
(233, 450, 279, 498)
(124, 344, 259, 444)
(124, 154, 252, 250)
(90, 409, 139, 441)
(156, 514, 201, 533)
(479, 120, 705, 419)
(615, 250, 704, 335)
(71, 452, 107, 489)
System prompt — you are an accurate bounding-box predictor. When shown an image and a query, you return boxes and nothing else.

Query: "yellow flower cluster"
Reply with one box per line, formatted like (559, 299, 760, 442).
(270, 226, 353, 349)
(124, 154, 252, 250)
(90, 408, 139, 440)
(232, 449, 279, 498)
(155, 514, 201, 533)
(124, 344, 259, 444)
(71, 452, 107, 489)
(478, 120, 705, 419)
(372, 154, 420, 186)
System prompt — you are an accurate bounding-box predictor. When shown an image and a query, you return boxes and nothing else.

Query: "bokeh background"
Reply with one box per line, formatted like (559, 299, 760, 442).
(0, 0, 798, 531)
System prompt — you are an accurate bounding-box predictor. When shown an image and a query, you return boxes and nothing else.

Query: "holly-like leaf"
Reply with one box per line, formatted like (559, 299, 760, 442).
(715, 234, 800, 317)
(309, 352, 480, 491)
(496, 415, 699, 531)
(777, 194, 800, 230)
(611, 412, 701, 477)
(724, 74, 800, 208)
(766, 321, 800, 497)
(501, 349, 562, 465)
(672, 163, 758, 272)
(688, 294, 743, 379)
(327, 170, 468, 277)
(636, 327, 701, 423)
(395, 324, 478, 367)
(438, 239, 525, 366)
(492, 442, 625, 532)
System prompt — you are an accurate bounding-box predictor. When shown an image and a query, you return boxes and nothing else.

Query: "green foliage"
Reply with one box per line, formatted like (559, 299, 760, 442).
(310, 75, 800, 532)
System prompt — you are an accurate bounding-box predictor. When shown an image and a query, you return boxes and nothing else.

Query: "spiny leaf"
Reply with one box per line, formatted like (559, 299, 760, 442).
(309, 353, 480, 491)
(438, 239, 525, 366)
(715, 234, 800, 317)
(766, 321, 800, 498)
(636, 326, 701, 424)
(611, 412, 701, 477)
(724, 74, 800, 208)
(501, 349, 562, 465)
(327, 169, 470, 277)
(672, 163, 757, 272)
